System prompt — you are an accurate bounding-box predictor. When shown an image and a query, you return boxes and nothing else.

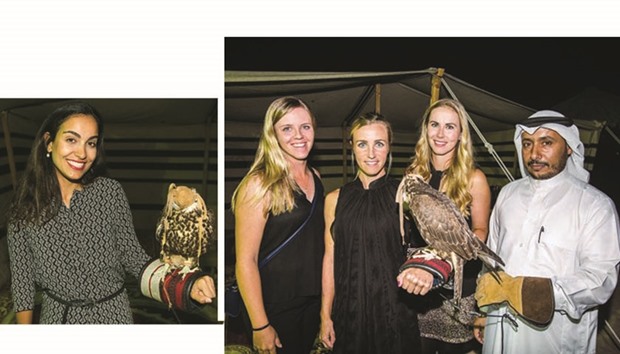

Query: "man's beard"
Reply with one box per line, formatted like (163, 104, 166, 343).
(527, 149, 569, 180)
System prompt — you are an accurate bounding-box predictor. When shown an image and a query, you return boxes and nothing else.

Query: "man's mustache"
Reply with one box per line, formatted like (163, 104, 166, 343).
(527, 159, 548, 167)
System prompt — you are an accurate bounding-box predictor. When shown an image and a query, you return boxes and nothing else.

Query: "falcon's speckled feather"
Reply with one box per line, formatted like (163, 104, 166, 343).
(397, 174, 504, 303)
(155, 183, 215, 276)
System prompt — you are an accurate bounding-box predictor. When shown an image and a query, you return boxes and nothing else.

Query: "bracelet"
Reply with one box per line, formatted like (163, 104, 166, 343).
(252, 322, 270, 331)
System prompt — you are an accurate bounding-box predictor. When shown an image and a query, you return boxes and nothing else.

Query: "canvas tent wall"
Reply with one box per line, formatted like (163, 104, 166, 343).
(0, 99, 219, 285)
(552, 87, 620, 210)
(224, 67, 606, 281)
(552, 88, 620, 352)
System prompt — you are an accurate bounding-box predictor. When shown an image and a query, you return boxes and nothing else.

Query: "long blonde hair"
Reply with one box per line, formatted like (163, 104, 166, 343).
(405, 98, 475, 216)
(231, 96, 317, 216)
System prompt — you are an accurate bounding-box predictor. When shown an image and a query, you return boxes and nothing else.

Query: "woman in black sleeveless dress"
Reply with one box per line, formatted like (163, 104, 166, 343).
(232, 97, 324, 354)
(320, 113, 446, 354)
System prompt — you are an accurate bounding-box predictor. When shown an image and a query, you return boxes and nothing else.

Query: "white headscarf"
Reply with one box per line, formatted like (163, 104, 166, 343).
(514, 110, 590, 183)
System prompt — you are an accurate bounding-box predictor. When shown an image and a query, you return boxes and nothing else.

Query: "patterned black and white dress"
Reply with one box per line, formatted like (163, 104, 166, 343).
(7, 177, 151, 324)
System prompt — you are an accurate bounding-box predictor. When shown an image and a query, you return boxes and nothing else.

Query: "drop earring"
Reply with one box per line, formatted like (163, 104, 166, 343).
(46, 152, 50, 158)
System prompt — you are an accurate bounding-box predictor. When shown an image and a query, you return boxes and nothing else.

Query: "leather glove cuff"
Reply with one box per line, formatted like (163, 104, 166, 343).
(476, 271, 554, 326)
(519, 276, 554, 326)
(140, 258, 204, 312)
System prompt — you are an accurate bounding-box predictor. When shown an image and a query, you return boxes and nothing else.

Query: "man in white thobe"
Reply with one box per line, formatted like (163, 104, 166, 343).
(475, 110, 620, 354)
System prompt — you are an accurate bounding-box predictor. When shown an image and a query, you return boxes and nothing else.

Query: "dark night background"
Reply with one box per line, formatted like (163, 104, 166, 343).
(226, 37, 620, 111)
(225, 36, 620, 211)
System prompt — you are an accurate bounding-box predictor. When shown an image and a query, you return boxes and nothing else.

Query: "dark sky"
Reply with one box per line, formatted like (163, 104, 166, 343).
(225, 37, 620, 110)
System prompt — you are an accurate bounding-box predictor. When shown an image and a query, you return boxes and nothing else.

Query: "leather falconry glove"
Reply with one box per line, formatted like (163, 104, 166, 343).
(475, 271, 554, 326)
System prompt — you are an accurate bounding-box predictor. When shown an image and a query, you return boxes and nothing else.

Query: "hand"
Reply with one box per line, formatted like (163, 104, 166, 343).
(253, 325, 282, 354)
(190, 275, 216, 304)
(399, 247, 452, 288)
(473, 316, 486, 344)
(16, 310, 33, 324)
(320, 318, 336, 349)
(397, 268, 434, 295)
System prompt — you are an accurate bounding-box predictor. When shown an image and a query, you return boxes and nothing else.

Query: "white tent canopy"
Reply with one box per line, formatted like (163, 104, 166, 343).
(225, 68, 605, 192)
(226, 68, 536, 132)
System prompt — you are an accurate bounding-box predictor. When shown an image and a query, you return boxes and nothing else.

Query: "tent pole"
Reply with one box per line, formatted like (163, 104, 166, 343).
(604, 319, 620, 350)
(605, 125, 620, 146)
(375, 83, 382, 114)
(430, 68, 445, 104)
(1, 111, 17, 190)
(440, 77, 515, 182)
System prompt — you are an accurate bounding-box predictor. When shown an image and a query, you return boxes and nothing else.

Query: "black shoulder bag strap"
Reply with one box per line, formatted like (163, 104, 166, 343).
(259, 177, 320, 268)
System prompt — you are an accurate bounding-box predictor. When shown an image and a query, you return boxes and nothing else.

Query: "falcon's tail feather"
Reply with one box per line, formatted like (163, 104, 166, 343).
(477, 243, 505, 284)
(477, 251, 505, 270)
(476, 238, 505, 268)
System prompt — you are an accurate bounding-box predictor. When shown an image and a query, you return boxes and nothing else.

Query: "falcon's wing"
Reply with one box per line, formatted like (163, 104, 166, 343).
(408, 187, 477, 260)
(199, 208, 215, 255)
(155, 217, 165, 243)
(403, 175, 504, 267)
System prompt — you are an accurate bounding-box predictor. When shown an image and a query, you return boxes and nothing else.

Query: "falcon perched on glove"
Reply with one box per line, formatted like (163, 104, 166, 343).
(155, 183, 215, 277)
(397, 173, 504, 303)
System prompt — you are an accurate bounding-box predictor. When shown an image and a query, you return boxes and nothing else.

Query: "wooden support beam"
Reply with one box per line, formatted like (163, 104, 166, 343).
(1, 111, 17, 190)
(375, 83, 382, 114)
(430, 67, 445, 105)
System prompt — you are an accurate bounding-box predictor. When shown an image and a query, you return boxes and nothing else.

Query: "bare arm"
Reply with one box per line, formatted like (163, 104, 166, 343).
(234, 177, 281, 353)
(320, 189, 339, 348)
(469, 169, 491, 340)
(469, 168, 491, 241)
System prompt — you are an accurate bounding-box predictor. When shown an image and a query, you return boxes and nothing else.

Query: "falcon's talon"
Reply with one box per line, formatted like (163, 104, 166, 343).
(178, 265, 200, 279)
